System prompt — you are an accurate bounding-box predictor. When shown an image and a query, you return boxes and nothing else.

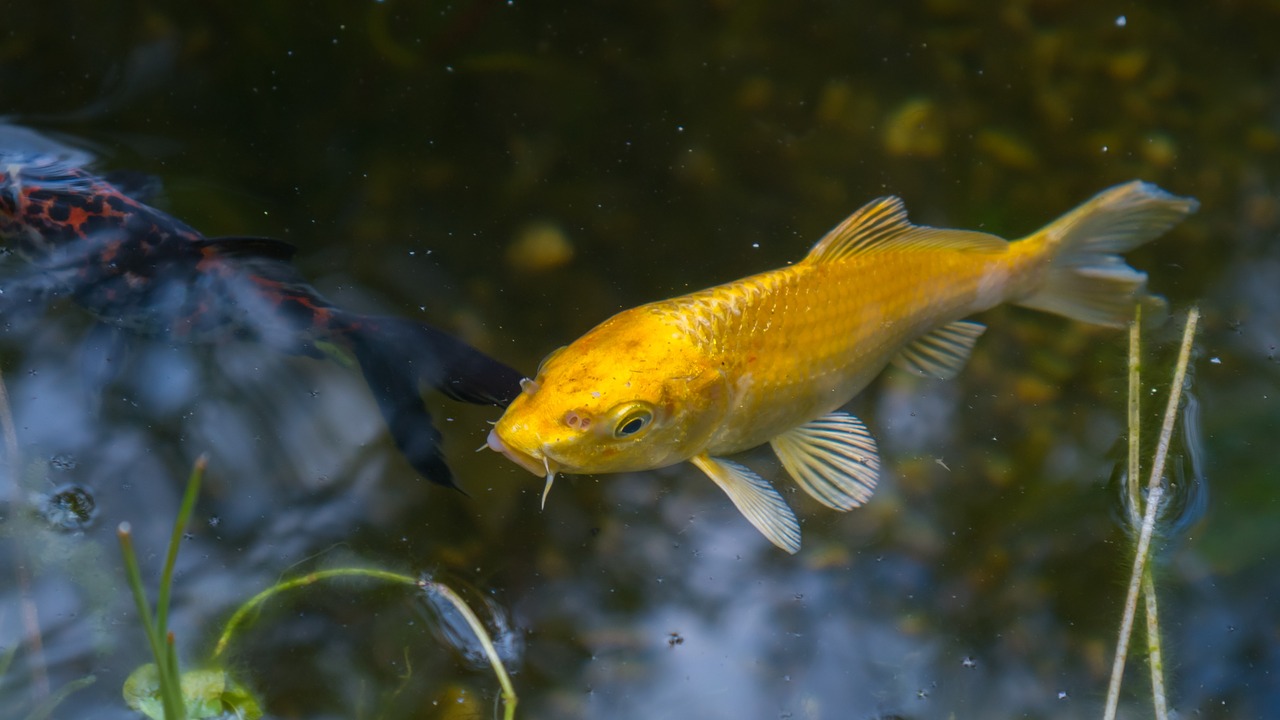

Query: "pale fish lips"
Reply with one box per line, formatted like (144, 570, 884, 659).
(485, 428, 561, 508)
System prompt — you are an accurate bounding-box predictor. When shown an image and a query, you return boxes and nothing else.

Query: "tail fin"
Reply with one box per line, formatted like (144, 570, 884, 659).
(1015, 181, 1198, 327)
(340, 313, 524, 489)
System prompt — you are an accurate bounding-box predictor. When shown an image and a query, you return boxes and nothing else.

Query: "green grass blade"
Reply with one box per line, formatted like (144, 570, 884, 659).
(156, 455, 206, 638)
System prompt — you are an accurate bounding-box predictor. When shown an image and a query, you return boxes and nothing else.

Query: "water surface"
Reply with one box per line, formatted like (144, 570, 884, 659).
(1, 3, 1277, 718)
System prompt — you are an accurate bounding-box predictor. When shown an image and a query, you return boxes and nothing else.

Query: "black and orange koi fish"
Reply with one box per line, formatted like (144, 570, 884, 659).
(0, 149, 522, 488)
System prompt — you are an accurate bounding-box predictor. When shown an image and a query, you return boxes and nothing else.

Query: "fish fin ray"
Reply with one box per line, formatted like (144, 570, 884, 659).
(805, 197, 1005, 264)
(690, 454, 801, 554)
(1015, 181, 1197, 327)
(891, 320, 986, 379)
(770, 412, 880, 511)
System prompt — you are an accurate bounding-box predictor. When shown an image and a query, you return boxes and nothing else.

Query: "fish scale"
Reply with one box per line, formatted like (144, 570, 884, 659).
(678, 248, 997, 455)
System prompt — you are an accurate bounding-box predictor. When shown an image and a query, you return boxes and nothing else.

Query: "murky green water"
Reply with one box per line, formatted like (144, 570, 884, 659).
(1, 3, 1277, 718)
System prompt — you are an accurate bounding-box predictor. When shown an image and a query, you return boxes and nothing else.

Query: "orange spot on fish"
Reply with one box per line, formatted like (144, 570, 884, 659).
(67, 206, 90, 234)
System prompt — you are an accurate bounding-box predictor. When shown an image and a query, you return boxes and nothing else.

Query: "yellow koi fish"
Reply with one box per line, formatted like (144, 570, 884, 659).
(487, 182, 1197, 553)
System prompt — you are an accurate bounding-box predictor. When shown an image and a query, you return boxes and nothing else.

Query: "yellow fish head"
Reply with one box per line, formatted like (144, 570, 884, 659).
(486, 310, 728, 505)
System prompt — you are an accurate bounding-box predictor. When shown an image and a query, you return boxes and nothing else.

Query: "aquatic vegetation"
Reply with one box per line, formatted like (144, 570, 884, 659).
(116, 454, 262, 720)
(1104, 306, 1200, 719)
(122, 664, 259, 720)
(112, 456, 517, 719)
(209, 566, 519, 720)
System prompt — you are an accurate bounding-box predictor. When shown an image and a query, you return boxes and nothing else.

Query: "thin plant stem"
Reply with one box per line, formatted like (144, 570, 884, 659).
(1129, 305, 1170, 718)
(424, 581, 519, 720)
(1127, 306, 1141, 520)
(1103, 483, 1165, 720)
(21, 674, 96, 720)
(156, 455, 207, 639)
(1143, 568, 1169, 720)
(211, 568, 519, 719)
(1103, 306, 1199, 720)
(1145, 306, 1199, 499)
(212, 567, 420, 657)
(118, 522, 185, 720)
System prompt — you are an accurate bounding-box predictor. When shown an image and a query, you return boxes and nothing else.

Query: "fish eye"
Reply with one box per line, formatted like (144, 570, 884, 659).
(613, 409, 653, 438)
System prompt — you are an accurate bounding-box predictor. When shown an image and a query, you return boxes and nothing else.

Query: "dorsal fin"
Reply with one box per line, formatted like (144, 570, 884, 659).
(803, 196, 1007, 264)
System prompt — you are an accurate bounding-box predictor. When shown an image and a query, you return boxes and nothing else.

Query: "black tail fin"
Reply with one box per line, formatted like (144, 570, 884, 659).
(340, 313, 523, 489)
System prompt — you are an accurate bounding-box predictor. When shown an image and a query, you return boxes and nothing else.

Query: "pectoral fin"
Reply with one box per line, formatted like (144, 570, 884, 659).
(690, 454, 801, 554)
(891, 320, 986, 380)
(770, 411, 880, 511)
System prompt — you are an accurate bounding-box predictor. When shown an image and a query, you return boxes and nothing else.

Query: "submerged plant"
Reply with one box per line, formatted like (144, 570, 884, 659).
(116, 454, 517, 719)
(1103, 306, 1200, 720)
(117, 455, 263, 720)
(211, 566, 519, 720)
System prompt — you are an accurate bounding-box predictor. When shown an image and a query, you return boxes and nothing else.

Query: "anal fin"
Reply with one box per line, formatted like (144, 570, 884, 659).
(770, 411, 880, 511)
(690, 454, 801, 554)
(891, 320, 986, 380)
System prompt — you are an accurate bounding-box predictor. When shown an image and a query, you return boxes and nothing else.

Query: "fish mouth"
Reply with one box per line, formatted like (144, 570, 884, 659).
(486, 428, 563, 508)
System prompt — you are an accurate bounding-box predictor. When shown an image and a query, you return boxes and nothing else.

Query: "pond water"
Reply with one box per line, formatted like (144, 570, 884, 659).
(1, 3, 1278, 719)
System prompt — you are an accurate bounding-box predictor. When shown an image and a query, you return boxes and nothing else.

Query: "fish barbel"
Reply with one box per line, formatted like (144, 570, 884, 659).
(487, 182, 1198, 552)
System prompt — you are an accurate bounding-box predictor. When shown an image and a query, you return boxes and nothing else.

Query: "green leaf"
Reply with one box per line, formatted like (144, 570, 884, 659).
(123, 664, 165, 720)
(123, 663, 263, 720)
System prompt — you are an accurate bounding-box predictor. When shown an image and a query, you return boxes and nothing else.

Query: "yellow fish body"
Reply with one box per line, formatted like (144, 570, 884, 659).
(487, 182, 1198, 552)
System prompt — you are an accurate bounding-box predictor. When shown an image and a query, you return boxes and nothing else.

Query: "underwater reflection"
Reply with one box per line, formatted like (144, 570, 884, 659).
(0, 124, 523, 489)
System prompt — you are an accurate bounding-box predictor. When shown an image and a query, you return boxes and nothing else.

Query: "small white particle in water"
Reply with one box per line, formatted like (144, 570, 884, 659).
(1058, 691, 1069, 700)
(676, 125, 685, 133)
(1210, 357, 1221, 364)
(1101, 145, 1109, 153)
(1115, 15, 1127, 27)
